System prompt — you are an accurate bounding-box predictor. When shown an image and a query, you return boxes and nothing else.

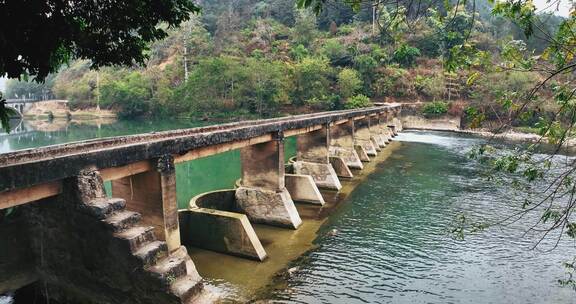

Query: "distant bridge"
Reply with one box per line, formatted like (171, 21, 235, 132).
(4, 98, 39, 117)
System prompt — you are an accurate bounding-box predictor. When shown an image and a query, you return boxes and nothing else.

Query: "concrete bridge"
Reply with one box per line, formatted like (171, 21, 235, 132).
(0, 105, 402, 303)
(4, 98, 39, 117)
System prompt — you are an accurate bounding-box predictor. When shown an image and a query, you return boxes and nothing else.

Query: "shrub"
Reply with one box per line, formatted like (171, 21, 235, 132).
(321, 39, 349, 64)
(447, 101, 466, 116)
(421, 101, 448, 116)
(337, 68, 362, 99)
(171, 56, 289, 117)
(414, 75, 444, 99)
(338, 24, 355, 35)
(307, 97, 331, 110)
(353, 54, 377, 95)
(100, 71, 152, 118)
(470, 71, 540, 103)
(290, 44, 309, 61)
(344, 94, 372, 109)
(290, 57, 333, 106)
(373, 66, 414, 98)
(392, 44, 421, 67)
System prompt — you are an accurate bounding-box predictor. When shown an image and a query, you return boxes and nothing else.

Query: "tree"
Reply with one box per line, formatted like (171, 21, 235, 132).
(0, 0, 199, 131)
(290, 56, 333, 105)
(301, 0, 576, 288)
(100, 72, 153, 118)
(0, 0, 199, 80)
(5, 74, 56, 100)
(292, 10, 318, 47)
(338, 68, 362, 99)
(392, 43, 421, 67)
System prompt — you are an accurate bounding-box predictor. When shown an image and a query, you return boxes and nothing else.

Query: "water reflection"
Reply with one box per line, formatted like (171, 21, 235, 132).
(0, 118, 208, 154)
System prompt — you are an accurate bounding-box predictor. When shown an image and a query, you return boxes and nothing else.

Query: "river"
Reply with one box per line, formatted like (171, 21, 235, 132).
(1, 119, 575, 303)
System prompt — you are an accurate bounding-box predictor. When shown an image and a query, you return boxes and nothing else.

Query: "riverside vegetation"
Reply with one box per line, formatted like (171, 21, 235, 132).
(3, 0, 566, 128)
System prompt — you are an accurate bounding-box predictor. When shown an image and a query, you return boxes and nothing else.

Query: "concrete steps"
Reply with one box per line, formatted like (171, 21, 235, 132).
(84, 198, 126, 219)
(172, 276, 204, 302)
(96, 196, 205, 303)
(134, 240, 169, 265)
(104, 210, 142, 232)
(114, 226, 156, 252)
(150, 255, 189, 281)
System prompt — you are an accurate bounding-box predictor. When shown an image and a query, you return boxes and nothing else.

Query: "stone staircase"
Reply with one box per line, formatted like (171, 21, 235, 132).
(84, 197, 205, 304)
(444, 73, 461, 101)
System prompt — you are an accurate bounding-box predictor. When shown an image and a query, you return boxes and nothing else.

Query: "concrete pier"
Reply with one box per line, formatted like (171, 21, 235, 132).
(371, 114, 389, 148)
(294, 125, 342, 191)
(285, 174, 325, 205)
(180, 190, 267, 261)
(354, 117, 378, 157)
(330, 119, 364, 169)
(236, 132, 302, 229)
(111, 155, 181, 252)
(329, 156, 354, 178)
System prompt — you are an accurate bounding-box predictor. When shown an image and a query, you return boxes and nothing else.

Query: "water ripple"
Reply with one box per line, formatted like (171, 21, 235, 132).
(267, 131, 575, 304)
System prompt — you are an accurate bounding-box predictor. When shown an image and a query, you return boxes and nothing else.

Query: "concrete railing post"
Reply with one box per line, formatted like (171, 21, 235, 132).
(236, 131, 302, 229)
(293, 124, 342, 191)
(329, 118, 364, 169)
(111, 154, 181, 252)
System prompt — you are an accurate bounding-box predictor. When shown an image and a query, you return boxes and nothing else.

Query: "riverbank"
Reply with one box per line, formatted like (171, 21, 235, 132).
(22, 100, 117, 120)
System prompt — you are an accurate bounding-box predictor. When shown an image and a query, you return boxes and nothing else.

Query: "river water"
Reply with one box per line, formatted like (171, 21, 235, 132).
(1, 120, 575, 303)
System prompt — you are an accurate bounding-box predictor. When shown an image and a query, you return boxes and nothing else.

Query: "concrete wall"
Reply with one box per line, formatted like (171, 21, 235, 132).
(14, 171, 204, 304)
(297, 126, 330, 164)
(179, 206, 267, 261)
(401, 115, 461, 131)
(240, 139, 285, 191)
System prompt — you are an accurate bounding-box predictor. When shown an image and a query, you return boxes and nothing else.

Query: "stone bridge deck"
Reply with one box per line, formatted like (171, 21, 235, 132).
(0, 106, 400, 204)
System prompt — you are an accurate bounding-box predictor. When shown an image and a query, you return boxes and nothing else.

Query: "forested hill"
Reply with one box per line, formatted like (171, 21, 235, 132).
(4, 0, 564, 124)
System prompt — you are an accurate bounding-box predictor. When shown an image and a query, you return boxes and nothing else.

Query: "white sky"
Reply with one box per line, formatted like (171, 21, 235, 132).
(533, 0, 574, 17)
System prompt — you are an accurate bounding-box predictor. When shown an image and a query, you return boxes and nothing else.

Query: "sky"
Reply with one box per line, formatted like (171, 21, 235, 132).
(533, 0, 574, 17)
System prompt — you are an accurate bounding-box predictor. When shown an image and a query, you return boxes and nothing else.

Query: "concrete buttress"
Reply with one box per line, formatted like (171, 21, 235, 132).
(354, 117, 378, 158)
(111, 155, 181, 253)
(293, 125, 342, 191)
(236, 132, 302, 229)
(329, 119, 364, 170)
